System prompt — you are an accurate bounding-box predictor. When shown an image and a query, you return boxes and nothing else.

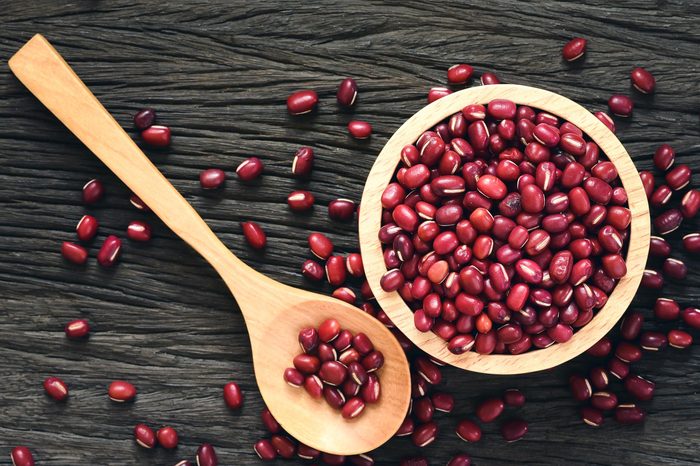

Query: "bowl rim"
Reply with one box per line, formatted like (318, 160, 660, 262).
(359, 84, 650, 375)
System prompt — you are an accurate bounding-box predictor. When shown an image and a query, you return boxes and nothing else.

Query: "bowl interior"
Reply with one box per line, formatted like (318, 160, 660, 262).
(359, 84, 650, 375)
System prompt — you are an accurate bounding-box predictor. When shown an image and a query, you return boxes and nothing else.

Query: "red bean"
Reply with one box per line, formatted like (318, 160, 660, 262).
(63, 318, 90, 340)
(134, 424, 156, 448)
(157, 426, 178, 449)
(283, 368, 303, 387)
(287, 190, 315, 212)
(640, 331, 668, 351)
(76, 215, 99, 241)
(654, 298, 680, 320)
(481, 72, 501, 85)
(141, 125, 171, 147)
(630, 67, 656, 94)
(681, 189, 700, 218)
(503, 388, 526, 407)
(200, 168, 226, 189)
(476, 397, 505, 423)
(668, 329, 693, 349)
(455, 419, 481, 442)
(124, 220, 151, 243)
(337, 78, 358, 107)
(107, 380, 136, 402)
(562, 37, 587, 61)
(683, 233, 700, 253)
(587, 337, 612, 357)
(254, 439, 276, 461)
(236, 157, 264, 181)
(44, 376, 70, 401)
(130, 193, 150, 211)
(624, 375, 655, 401)
(292, 146, 314, 177)
(662, 258, 687, 280)
(196, 443, 218, 466)
(61, 242, 88, 265)
(348, 120, 372, 139)
(666, 164, 691, 190)
(570, 375, 592, 401)
(614, 405, 645, 424)
(223, 382, 243, 409)
(682, 307, 700, 329)
(287, 90, 318, 115)
(641, 269, 664, 289)
(82, 179, 104, 205)
(133, 108, 156, 130)
(594, 111, 616, 133)
(301, 259, 324, 281)
(10, 446, 35, 466)
(428, 87, 452, 103)
(653, 144, 675, 171)
(448, 64, 474, 84)
(329, 199, 356, 221)
(501, 419, 528, 442)
(608, 95, 633, 117)
(581, 407, 603, 427)
(96, 235, 121, 267)
(411, 421, 438, 447)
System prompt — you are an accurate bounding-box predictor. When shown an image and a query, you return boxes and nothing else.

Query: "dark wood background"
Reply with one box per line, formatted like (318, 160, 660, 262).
(1, 1, 699, 465)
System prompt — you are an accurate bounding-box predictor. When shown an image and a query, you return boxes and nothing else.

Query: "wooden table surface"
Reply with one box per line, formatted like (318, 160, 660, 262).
(1, 1, 698, 465)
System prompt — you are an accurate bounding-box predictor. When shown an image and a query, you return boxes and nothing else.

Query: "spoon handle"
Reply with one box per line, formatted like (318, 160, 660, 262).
(9, 34, 250, 285)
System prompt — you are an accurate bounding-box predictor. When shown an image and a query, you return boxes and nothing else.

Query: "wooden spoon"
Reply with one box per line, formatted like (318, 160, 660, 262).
(9, 34, 410, 456)
(359, 84, 650, 375)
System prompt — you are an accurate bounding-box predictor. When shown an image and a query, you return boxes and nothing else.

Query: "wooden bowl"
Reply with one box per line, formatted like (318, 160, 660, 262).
(359, 84, 650, 375)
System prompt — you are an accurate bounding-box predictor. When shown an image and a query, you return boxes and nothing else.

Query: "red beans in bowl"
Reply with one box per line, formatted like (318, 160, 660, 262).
(379, 99, 630, 355)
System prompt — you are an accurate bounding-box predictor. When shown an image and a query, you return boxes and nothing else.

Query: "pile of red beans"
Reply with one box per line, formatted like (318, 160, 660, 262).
(284, 319, 383, 420)
(379, 98, 631, 355)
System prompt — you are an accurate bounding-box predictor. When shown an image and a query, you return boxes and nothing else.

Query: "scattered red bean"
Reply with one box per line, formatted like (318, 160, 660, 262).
(96, 235, 122, 267)
(64, 319, 90, 339)
(200, 168, 226, 189)
(61, 241, 88, 265)
(130, 193, 150, 211)
(562, 37, 587, 61)
(127, 220, 152, 242)
(337, 78, 358, 107)
(141, 125, 171, 147)
(236, 157, 264, 181)
(608, 95, 633, 117)
(10, 446, 34, 466)
(133, 108, 156, 130)
(630, 67, 656, 94)
(348, 120, 373, 139)
(581, 406, 603, 427)
(82, 179, 104, 205)
(292, 146, 314, 177)
(480, 72, 501, 85)
(503, 388, 526, 407)
(500, 418, 528, 442)
(196, 443, 218, 466)
(76, 215, 99, 241)
(223, 382, 243, 409)
(614, 404, 645, 424)
(668, 329, 693, 349)
(428, 87, 452, 103)
(476, 397, 505, 422)
(287, 190, 315, 211)
(328, 198, 357, 221)
(156, 426, 179, 449)
(447, 64, 474, 84)
(287, 90, 318, 115)
(43, 376, 68, 401)
(683, 233, 700, 253)
(447, 454, 472, 466)
(455, 419, 482, 442)
(108, 380, 136, 402)
(241, 221, 267, 250)
(653, 144, 675, 171)
(134, 424, 156, 448)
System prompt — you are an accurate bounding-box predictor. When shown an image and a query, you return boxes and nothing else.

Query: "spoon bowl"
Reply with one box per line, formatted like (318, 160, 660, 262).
(9, 34, 411, 456)
(359, 84, 650, 375)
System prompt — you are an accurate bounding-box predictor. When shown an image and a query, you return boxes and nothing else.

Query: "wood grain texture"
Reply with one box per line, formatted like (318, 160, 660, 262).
(360, 84, 650, 375)
(0, 1, 698, 465)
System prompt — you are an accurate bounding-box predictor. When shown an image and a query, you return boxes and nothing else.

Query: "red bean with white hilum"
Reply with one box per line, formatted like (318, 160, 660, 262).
(379, 99, 630, 355)
(284, 319, 381, 419)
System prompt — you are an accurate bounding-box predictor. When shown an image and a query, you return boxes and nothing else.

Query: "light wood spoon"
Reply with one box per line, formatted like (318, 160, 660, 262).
(9, 34, 410, 456)
(359, 84, 650, 375)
